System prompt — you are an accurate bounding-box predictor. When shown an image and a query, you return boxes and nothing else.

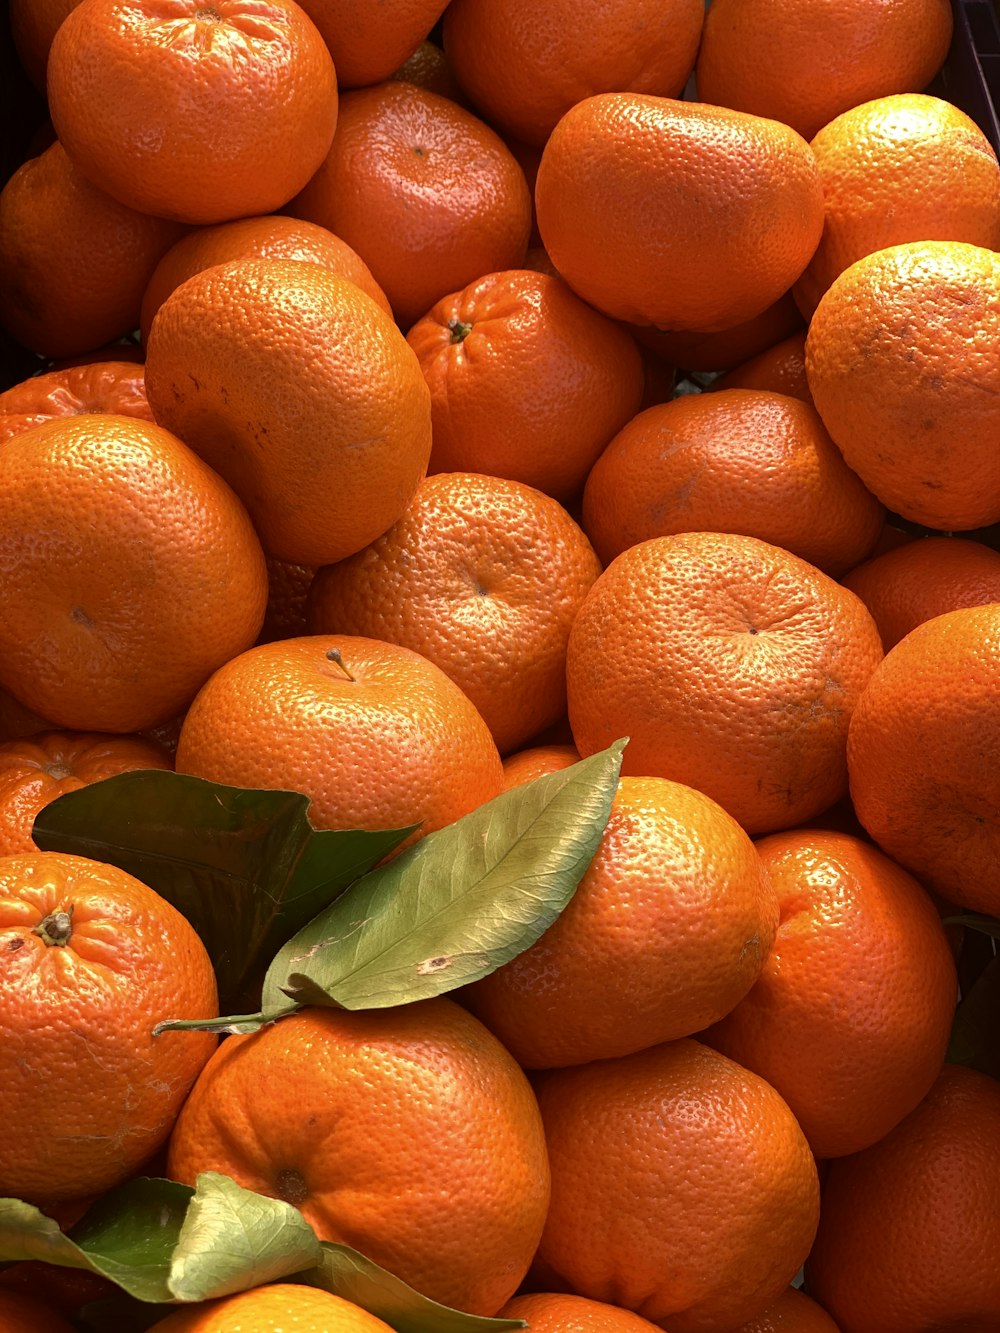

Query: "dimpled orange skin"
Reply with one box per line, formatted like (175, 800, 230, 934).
(534, 94, 824, 332)
(148, 1285, 399, 1332)
(711, 333, 812, 402)
(805, 241, 1000, 531)
(498, 1292, 665, 1333)
(46, 0, 338, 225)
(0, 414, 268, 734)
(0, 851, 217, 1205)
(144, 259, 432, 569)
(705, 829, 957, 1160)
(534, 1039, 820, 1333)
(0, 360, 153, 444)
(294, 0, 449, 87)
(566, 532, 884, 836)
(847, 604, 1000, 917)
(174, 635, 503, 840)
(735, 1287, 841, 1332)
(167, 999, 551, 1317)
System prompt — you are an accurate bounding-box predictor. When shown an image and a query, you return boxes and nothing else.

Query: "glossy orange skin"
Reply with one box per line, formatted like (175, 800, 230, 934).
(0, 414, 267, 733)
(0, 361, 152, 444)
(0, 1288, 77, 1333)
(498, 1293, 664, 1333)
(442, 0, 704, 147)
(848, 603, 1000, 916)
(567, 532, 884, 836)
(0, 851, 217, 1205)
(534, 1039, 820, 1332)
(149, 1285, 398, 1332)
(501, 743, 580, 791)
(582, 389, 884, 575)
(706, 829, 957, 1159)
(630, 292, 804, 374)
(805, 1065, 1000, 1332)
(291, 82, 532, 328)
(9, 0, 81, 89)
(174, 635, 503, 841)
(0, 142, 183, 360)
(463, 775, 776, 1067)
(736, 1287, 841, 1332)
(306, 472, 602, 756)
(535, 95, 824, 332)
(144, 258, 432, 568)
(294, 0, 449, 87)
(711, 332, 812, 402)
(47, 0, 338, 225)
(695, 0, 953, 142)
(407, 270, 644, 500)
(0, 730, 172, 855)
(795, 95, 1000, 317)
(139, 214, 391, 343)
(167, 1000, 551, 1316)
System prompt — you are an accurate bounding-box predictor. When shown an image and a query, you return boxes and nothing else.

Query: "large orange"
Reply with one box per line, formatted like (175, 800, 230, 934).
(566, 532, 884, 836)
(0, 414, 267, 733)
(47, 0, 338, 225)
(805, 240, 1000, 531)
(498, 1293, 664, 1333)
(705, 829, 957, 1159)
(0, 360, 152, 444)
(167, 999, 550, 1316)
(535, 94, 823, 332)
(442, 0, 704, 147)
(735, 1288, 840, 1332)
(0, 141, 182, 360)
(174, 635, 503, 841)
(461, 775, 776, 1067)
(306, 472, 601, 755)
(847, 603, 1000, 917)
(293, 0, 449, 88)
(406, 269, 644, 500)
(711, 332, 812, 403)
(0, 851, 217, 1205)
(805, 1064, 1000, 1332)
(581, 389, 884, 575)
(148, 1285, 397, 1332)
(144, 258, 431, 568)
(695, 0, 954, 142)
(534, 1039, 820, 1332)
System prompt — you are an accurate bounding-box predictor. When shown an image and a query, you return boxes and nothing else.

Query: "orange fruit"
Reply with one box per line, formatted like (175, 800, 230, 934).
(0, 414, 267, 733)
(293, 0, 449, 88)
(462, 775, 776, 1067)
(441, 0, 704, 147)
(498, 1293, 664, 1333)
(144, 258, 432, 568)
(847, 602, 1000, 917)
(0, 689, 54, 746)
(567, 532, 884, 836)
(47, 0, 338, 225)
(535, 95, 823, 332)
(0, 140, 182, 359)
(390, 40, 466, 102)
(805, 1064, 1000, 1333)
(9, 0, 81, 90)
(705, 829, 957, 1159)
(0, 1264, 114, 1321)
(0, 730, 172, 855)
(306, 472, 602, 756)
(167, 999, 550, 1316)
(0, 850, 217, 1205)
(148, 1285, 397, 1332)
(534, 1038, 820, 1332)
(139, 214, 391, 343)
(0, 1289, 76, 1333)
(630, 291, 804, 375)
(711, 332, 812, 403)
(581, 389, 884, 575)
(794, 94, 1000, 318)
(806, 241, 1000, 531)
(258, 556, 315, 646)
(0, 359, 152, 443)
(735, 1287, 840, 1332)
(502, 743, 581, 790)
(695, 0, 954, 143)
(841, 535, 1000, 651)
(292, 82, 532, 329)
(406, 269, 644, 500)
(174, 635, 503, 841)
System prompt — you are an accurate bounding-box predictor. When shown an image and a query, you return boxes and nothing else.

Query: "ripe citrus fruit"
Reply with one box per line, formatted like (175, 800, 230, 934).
(535, 94, 824, 331)
(502, 744, 581, 790)
(148, 1285, 397, 1332)
(735, 1287, 840, 1332)
(498, 1292, 664, 1333)
(705, 828, 957, 1159)
(9, 0, 81, 89)
(174, 635, 503, 840)
(805, 1064, 1000, 1333)
(167, 999, 550, 1316)
(0, 1288, 76, 1333)
(406, 269, 644, 500)
(805, 240, 1000, 531)
(390, 39, 465, 100)
(306, 472, 602, 755)
(566, 531, 884, 835)
(258, 557, 315, 645)
(144, 258, 432, 568)
(294, 0, 449, 88)
(0, 414, 267, 733)
(0, 359, 152, 444)
(0, 850, 217, 1205)
(711, 332, 812, 402)
(534, 1038, 820, 1332)
(630, 292, 804, 374)
(47, 0, 338, 224)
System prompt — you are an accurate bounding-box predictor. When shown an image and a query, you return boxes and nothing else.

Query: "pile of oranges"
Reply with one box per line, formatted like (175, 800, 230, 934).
(0, 0, 999, 1329)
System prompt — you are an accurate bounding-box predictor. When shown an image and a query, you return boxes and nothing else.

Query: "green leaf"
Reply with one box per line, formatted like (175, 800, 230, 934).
(944, 913, 1000, 941)
(299, 1243, 525, 1333)
(267, 738, 627, 1012)
(32, 770, 414, 1014)
(948, 948, 1000, 1080)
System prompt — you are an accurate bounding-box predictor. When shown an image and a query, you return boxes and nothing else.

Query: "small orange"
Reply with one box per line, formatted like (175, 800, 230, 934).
(502, 743, 581, 790)
(258, 556, 315, 645)
(497, 1293, 664, 1333)
(0, 360, 152, 443)
(629, 291, 804, 374)
(711, 332, 812, 402)
(9, 0, 82, 90)
(148, 1285, 398, 1332)
(391, 40, 466, 102)
(294, 0, 449, 88)
(735, 1287, 841, 1332)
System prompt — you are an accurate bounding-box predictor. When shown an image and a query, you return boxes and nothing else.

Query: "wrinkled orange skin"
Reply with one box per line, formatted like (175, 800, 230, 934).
(711, 332, 812, 402)
(148, 1285, 398, 1332)
(0, 360, 152, 444)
